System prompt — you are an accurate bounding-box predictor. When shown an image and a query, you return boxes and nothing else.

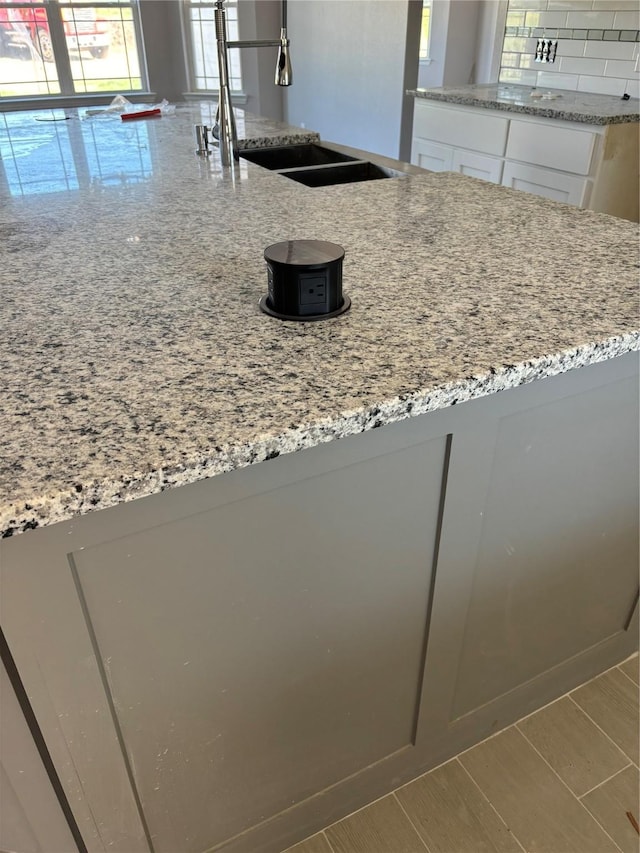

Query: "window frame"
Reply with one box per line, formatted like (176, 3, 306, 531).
(181, 0, 245, 100)
(0, 0, 149, 110)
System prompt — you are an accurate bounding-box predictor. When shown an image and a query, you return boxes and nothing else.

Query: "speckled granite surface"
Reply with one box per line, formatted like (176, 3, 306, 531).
(1, 102, 638, 537)
(410, 84, 639, 124)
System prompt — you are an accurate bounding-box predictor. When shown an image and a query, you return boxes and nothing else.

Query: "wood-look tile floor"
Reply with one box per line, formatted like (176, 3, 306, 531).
(284, 654, 639, 853)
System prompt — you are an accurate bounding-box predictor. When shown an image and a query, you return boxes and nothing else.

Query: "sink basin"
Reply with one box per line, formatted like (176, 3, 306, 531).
(280, 161, 394, 187)
(239, 143, 357, 170)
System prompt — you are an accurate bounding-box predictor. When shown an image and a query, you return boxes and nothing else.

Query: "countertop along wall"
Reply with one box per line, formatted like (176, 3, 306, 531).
(500, 0, 640, 97)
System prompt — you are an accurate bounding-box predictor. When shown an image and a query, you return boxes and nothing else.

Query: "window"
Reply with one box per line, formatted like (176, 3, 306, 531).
(184, 0, 242, 94)
(419, 0, 432, 62)
(416, 0, 433, 88)
(0, 1, 145, 99)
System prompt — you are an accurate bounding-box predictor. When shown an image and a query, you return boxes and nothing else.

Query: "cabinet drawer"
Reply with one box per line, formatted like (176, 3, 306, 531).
(411, 138, 453, 172)
(451, 150, 503, 184)
(502, 162, 591, 206)
(506, 120, 597, 176)
(414, 102, 509, 157)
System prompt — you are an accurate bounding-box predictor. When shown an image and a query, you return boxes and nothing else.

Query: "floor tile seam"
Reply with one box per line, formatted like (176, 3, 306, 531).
(454, 757, 528, 853)
(518, 692, 632, 781)
(319, 830, 337, 853)
(616, 664, 640, 689)
(515, 724, 625, 853)
(316, 787, 406, 836)
(566, 692, 637, 762)
(578, 761, 634, 799)
(390, 791, 432, 853)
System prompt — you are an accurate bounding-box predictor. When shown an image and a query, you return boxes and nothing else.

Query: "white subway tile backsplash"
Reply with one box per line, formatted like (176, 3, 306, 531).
(560, 56, 607, 73)
(537, 70, 580, 88)
(577, 74, 627, 93)
(503, 36, 530, 52)
(502, 52, 522, 67)
(584, 41, 637, 59)
(499, 68, 540, 86)
(548, 1, 596, 9)
(613, 10, 640, 28)
(506, 11, 527, 26)
(508, 0, 548, 9)
(502, 1, 640, 97)
(566, 11, 616, 28)
(592, 1, 639, 10)
(557, 40, 588, 57)
(527, 10, 569, 27)
(623, 77, 640, 96)
(604, 58, 639, 76)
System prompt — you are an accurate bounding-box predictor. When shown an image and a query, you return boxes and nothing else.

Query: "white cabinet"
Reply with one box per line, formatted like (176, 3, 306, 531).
(506, 119, 596, 175)
(411, 100, 639, 221)
(412, 139, 453, 172)
(452, 150, 503, 184)
(502, 163, 589, 206)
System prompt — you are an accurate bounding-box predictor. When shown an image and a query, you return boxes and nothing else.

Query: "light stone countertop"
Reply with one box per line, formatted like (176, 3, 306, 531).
(1, 102, 638, 537)
(409, 83, 640, 124)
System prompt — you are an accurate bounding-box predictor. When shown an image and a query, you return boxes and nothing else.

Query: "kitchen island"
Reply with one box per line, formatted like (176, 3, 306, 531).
(0, 103, 638, 853)
(408, 83, 639, 221)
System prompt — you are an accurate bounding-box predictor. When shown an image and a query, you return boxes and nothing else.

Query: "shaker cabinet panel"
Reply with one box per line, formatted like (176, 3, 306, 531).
(413, 102, 509, 156)
(451, 371, 639, 719)
(502, 162, 590, 206)
(69, 434, 448, 852)
(411, 138, 453, 172)
(451, 150, 503, 184)
(506, 119, 597, 176)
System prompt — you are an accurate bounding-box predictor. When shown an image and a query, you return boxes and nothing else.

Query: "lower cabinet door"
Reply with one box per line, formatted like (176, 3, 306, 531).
(502, 162, 591, 206)
(411, 138, 453, 172)
(451, 149, 503, 184)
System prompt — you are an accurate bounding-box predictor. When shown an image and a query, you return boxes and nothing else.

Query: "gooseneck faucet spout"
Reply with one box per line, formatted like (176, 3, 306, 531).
(213, 0, 292, 166)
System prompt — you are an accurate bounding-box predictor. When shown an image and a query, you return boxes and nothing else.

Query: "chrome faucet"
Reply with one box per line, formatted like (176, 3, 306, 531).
(213, 0, 292, 166)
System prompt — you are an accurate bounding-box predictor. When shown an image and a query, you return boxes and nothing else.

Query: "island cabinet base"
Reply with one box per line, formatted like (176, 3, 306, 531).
(1, 353, 638, 853)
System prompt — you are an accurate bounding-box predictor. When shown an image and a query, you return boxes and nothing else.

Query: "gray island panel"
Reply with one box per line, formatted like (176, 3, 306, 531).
(0, 104, 638, 853)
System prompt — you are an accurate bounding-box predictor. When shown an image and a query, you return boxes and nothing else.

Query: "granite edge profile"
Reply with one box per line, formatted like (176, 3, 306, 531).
(2, 333, 638, 539)
(409, 89, 640, 125)
(238, 131, 320, 149)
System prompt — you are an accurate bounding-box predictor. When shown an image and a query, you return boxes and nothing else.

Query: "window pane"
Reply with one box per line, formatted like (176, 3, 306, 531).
(0, 4, 61, 96)
(419, 2, 431, 60)
(0, 2, 144, 98)
(60, 3, 143, 93)
(188, 1, 242, 92)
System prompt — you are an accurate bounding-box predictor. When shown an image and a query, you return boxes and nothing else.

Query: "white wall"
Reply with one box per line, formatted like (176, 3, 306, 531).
(283, 0, 413, 158)
(417, 0, 505, 88)
(237, 0, 284, 120)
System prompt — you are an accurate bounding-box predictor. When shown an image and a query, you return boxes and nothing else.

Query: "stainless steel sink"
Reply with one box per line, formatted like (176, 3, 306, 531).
(239, 143, 357, 170)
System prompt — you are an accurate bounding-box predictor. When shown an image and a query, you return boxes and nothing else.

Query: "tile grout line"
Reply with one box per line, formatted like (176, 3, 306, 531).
(289, 657, 639, 852)
(578, 762, 634, 800)
(515, 724, 625, 853)
(390, 792, 432, 853)
(311, 787, 409, 838)
(615, 664, 640, 690)
(455, 757, 527, 853)
(566, 692, 637, 764)
(319, 830, 337, 853)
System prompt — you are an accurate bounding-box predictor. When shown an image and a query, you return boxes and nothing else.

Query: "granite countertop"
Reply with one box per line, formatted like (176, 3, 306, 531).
(1, 102, 638, 538)
(409, 83, 640, 125)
